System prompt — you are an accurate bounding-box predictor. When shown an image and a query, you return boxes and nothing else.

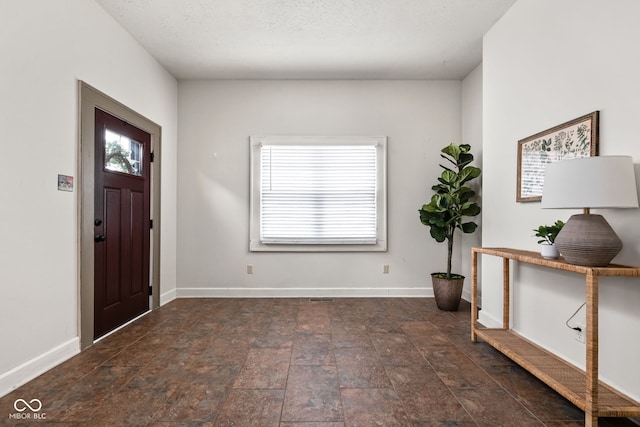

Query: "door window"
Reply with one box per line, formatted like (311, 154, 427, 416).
(104, 128, 143, 176)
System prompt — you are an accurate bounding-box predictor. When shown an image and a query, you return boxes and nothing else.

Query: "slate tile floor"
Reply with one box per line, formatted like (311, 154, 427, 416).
(1, 298, 638, 426)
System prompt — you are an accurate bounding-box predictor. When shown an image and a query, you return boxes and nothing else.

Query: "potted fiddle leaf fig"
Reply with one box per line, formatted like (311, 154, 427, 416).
(533, 220, 564, 259)
(419, 143, 481, 311)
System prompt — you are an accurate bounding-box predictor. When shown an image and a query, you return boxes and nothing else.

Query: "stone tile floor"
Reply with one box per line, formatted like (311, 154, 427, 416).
(0, 298, 637, 426)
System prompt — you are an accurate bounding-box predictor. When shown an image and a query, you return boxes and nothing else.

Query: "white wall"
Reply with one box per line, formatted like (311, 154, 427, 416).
(483, 0, 640, 400)
(0, 0, 178, 396)
(461, 64, 483, 299)
(177, 80, 468, 296)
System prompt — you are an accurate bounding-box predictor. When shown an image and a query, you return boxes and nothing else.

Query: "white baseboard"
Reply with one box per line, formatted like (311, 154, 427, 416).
(477, 309, 503, 329)
(176, 287, 432, 298)
(160, 287, 177, 306)
(0, 338, 79, 398)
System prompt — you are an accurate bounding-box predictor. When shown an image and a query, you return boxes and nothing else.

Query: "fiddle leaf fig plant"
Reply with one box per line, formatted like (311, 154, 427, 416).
(419, 143, 481, 280)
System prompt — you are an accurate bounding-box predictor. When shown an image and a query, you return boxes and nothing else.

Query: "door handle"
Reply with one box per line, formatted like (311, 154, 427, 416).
(95, 235, 106, 242)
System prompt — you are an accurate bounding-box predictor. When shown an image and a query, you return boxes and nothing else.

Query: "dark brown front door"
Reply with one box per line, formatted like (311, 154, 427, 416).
(94, 108, 151, 339)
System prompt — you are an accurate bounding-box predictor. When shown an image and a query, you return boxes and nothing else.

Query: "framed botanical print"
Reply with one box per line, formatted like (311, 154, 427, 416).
(517, 111, 599, 202)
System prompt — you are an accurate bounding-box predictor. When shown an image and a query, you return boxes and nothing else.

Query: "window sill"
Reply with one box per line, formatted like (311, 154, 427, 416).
(249, 240, 387, 252)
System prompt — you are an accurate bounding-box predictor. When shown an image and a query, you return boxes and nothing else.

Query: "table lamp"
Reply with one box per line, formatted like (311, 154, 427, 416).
(541, 156, 639, 266)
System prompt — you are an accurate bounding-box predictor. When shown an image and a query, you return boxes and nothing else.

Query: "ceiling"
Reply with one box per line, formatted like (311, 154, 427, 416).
(94, 0, 516, 80)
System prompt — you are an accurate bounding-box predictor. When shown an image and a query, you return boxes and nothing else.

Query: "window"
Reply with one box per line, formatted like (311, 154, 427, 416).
(104, 128, 143, 176)
(250, 136, 387, 252)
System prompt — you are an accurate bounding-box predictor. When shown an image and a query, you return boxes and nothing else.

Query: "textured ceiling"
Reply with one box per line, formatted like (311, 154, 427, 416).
(94, 0, 515, 80)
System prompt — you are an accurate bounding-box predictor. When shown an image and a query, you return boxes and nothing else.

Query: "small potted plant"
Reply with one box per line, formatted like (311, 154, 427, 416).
(533, 220, 565, 259)
(419, 143, 481, 311)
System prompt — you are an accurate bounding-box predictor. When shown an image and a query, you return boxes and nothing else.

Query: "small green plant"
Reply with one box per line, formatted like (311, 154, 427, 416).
(533, 220, 565, 245)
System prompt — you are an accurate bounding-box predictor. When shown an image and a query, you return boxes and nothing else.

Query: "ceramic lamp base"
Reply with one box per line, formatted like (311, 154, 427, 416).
(555, 213, 622, 267)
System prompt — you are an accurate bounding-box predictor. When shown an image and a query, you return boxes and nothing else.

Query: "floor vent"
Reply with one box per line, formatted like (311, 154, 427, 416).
(309, 297, 334, 302)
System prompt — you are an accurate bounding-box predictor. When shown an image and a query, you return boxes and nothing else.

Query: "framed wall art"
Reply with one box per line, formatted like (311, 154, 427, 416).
(517, 111, 599, 202)
(57, 174, 74, 192)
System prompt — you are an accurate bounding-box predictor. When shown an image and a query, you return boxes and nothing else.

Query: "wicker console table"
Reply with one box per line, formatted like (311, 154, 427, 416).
(471, 247, 640, 427)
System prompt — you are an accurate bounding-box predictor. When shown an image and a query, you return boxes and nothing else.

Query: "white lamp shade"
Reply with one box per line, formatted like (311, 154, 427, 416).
(541, 156, 639, 209)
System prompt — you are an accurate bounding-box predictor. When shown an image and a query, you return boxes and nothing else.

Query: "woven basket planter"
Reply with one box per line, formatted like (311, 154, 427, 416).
(431, 274, 464, 311)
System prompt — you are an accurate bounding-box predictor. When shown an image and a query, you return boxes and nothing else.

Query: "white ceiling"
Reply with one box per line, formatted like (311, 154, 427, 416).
(94, 0, 515, 80)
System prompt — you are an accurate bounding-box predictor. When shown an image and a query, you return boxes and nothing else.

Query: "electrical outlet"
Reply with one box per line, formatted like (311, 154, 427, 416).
(247, 264, 254, 274)
(383, 264, 390, 274)
(574, 323, 585, 344)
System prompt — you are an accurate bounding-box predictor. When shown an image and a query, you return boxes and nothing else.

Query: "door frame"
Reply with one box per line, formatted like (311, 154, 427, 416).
(78, 81, 162, 349)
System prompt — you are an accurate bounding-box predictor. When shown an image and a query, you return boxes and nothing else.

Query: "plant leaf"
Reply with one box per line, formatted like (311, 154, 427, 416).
(461, 203, 481, 217)
(440, 170, 457, 185)
(441, 143, 461, 161)
(430, 227, 447, 242)
(458, 166, 481, 184)
(461, 222, 478, 233)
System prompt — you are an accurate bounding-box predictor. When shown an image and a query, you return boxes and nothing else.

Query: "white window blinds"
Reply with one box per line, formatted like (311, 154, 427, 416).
(261, 144, 377, 244)
(250, 136, 387, 251)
